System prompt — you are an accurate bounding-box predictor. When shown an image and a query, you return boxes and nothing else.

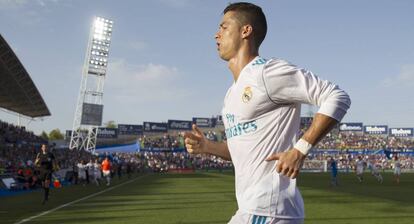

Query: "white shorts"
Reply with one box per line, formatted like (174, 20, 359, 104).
(394, 168, 401, 176)
(103, 170, 111, 177)
(78, 173, 86, 180)
(228, 210, 304, 224)
(94, 172, 101, 179)
(356, 168, 363, 175)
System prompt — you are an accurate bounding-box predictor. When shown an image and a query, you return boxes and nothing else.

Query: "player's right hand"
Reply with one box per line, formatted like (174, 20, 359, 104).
(183, 124, 207, 154)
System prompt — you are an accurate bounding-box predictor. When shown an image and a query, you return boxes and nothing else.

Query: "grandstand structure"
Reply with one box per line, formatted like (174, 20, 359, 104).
(0, 34, 50, 119)
(69, 17, 114, 153)
(0, 34, 51, 191)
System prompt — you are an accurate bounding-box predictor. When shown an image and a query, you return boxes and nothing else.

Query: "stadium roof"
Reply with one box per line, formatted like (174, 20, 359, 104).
(0, 34, 51, 118)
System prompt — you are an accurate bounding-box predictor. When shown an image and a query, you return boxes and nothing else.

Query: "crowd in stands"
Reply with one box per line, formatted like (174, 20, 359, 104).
(0, 120, 46, 147)
(0, 120, 45, 175)
(316, 132, 414, 149)
(138, 131, 221, 149)
(1, 119, 414, 191)
(139, 134, 184, 149)
(304, 153, 414, 171)
(138, 151, 232, 172)
(1, 120, 49, 190)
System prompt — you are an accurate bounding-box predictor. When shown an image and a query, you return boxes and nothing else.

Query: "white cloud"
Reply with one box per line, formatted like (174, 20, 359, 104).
(105, 58, 190, 103)
(0, 0, 63, 9)
(158, 0, 191, 8)
(0, 0, 29, 9)
(0, 0, 69, 26)
(382, 64, 414, 87)
(129, 40, 148, 51)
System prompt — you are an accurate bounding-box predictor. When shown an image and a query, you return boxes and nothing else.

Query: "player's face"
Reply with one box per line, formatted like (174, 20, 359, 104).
(41, 144, 47, 152)
(215, 11, 242, 61)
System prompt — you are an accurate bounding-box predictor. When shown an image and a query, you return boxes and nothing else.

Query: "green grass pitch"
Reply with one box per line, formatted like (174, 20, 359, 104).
(1, 172, 413, 224)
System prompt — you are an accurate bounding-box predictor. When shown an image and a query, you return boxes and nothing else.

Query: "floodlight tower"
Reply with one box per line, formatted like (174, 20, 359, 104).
(69, 17, 114, 152)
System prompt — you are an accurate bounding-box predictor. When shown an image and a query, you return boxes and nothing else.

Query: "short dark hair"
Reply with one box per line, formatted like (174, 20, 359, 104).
(224, 2, 267, 48)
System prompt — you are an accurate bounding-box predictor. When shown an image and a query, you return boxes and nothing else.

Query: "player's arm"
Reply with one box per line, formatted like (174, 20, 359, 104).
(266, 113, 338, 178)
(204, 140, 231, 161)
(34, 153, 41, 166)
(301, 113, 338, 148)
(263, 60, 351, 178)
(184, 124, 231, 161)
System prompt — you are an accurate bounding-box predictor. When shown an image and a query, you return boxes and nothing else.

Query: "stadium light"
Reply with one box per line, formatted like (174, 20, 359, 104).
(70, 16, 114, 152)
(92, 17, 112, 42)
(88, 17, 113, 71)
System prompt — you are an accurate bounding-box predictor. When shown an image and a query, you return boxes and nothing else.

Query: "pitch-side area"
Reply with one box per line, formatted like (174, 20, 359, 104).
(2, 172, 413, 224)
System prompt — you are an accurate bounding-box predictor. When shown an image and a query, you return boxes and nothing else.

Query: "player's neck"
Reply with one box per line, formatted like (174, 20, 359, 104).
(228, 48, 258, 82)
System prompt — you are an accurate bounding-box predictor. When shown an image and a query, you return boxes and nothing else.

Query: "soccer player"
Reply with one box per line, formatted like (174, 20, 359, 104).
(367, 157, 382, 183)
(329, 157, 338, 186)
(355, 156, 365, 183)
(393, 156, 401, 184)
(184, 2, 350, 223)
(102, 157, 112, 186)
(116, 161, 123, 180)
(93, 159, 102, 186)
(371, 162, 383, 183)
(126, 161, 132, 179)
(86, 159, 94, 184)
(77, 160, 87, 186)
(34, 144, 58, 205)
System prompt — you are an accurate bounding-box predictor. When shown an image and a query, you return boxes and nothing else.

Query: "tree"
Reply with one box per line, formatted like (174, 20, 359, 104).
(105, 120, 117, 128)
(49, 129, 64, 140)
(40, 131, 49, 140)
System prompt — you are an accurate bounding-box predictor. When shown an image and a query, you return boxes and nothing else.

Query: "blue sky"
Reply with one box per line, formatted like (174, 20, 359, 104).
(0, 0, 413, 135)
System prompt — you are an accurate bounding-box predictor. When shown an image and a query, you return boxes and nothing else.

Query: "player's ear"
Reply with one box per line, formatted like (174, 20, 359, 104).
(241, 24, 253, 39)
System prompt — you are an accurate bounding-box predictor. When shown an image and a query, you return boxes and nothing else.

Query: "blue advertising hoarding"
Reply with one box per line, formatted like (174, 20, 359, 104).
(389, 128, 413, 137)
(118, 124, 143, 135)
(339, 122, 363, 132)
(168, 120, 192, 130)
(143, 122, 168, 132)
(97, 128, 118, 138)
(364, 125, 388, 134)
(192, 117, 216, 128)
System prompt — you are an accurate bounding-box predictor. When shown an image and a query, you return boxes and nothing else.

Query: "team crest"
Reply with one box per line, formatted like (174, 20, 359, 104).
(242, 86, 253, 103)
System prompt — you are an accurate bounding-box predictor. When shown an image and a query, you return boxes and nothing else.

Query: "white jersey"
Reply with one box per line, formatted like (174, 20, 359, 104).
(87, 162, 94, 174)
(371, 163, 380, 174)
(222, 57, 350, 219)
(394, 161, 401, 175)
(77, 163, 86, 178)
(356, 160, 364, 174)
(93, 163, 101, 178)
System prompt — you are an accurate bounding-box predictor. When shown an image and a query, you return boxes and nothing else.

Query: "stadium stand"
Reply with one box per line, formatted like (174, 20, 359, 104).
(0, 34, 50, 192)
(2, 121, 414, 195)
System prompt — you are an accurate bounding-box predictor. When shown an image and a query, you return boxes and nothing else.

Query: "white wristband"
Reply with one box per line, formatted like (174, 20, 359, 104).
(294, 139, 313, 155)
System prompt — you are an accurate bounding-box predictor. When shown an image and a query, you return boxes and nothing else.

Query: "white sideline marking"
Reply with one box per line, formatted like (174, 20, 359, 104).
(15, 175, 148, 224)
